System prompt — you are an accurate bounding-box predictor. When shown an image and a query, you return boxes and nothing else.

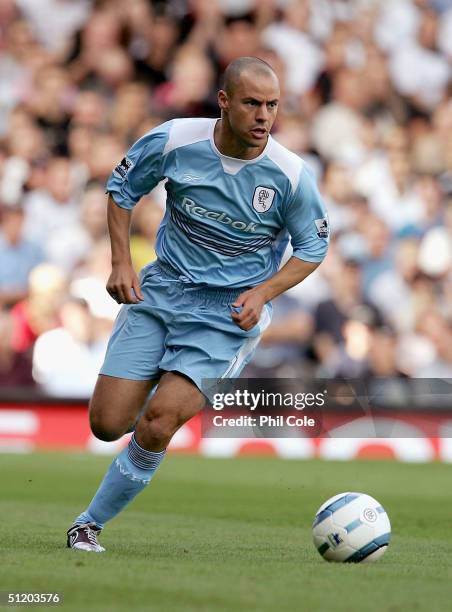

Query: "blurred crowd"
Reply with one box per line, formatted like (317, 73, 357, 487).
(0, 0, 451, 397)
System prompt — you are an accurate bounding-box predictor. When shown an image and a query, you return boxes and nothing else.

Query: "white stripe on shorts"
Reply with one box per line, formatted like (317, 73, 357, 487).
(221, 304, 272, 379)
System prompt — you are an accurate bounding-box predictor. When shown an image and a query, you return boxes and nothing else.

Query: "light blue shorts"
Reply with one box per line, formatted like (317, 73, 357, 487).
(100, 260, 272, 392)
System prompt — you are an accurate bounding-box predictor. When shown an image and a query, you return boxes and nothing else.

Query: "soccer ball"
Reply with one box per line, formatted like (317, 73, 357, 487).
(312, 492, 391, 562)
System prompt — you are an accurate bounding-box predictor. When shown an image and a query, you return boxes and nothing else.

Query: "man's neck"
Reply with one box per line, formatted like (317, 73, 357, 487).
(214, 118, 268, 160)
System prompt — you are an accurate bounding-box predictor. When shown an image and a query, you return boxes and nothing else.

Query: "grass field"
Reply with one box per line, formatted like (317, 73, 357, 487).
(1, 453, 452, 612)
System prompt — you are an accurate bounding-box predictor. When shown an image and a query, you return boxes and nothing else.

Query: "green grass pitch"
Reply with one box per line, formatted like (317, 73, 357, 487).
(1, 453, 452, 612)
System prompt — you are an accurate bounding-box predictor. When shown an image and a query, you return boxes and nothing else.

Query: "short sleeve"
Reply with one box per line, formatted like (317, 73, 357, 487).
(284, 164, 329, 263)
(106, 121, 172, 210)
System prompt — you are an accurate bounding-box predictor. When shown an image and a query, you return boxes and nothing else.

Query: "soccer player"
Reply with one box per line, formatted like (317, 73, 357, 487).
(67, 57, 329, 552)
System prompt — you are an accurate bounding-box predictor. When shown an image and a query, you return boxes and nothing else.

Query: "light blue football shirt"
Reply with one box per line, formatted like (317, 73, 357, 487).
(106, 118, 329, 288)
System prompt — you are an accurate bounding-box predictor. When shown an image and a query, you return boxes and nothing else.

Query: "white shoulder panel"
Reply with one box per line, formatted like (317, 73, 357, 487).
(266, 137, 304, 194)
(163, 118, 214, 156)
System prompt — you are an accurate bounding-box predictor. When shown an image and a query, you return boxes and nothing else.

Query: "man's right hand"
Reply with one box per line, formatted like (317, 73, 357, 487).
(106, 263, 144, 304)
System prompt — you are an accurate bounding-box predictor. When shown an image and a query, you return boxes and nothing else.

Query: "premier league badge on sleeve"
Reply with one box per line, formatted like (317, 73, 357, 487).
(252, 186, 275, 213)
(113, 156, 134, 180)
(314, 217, 329, 239)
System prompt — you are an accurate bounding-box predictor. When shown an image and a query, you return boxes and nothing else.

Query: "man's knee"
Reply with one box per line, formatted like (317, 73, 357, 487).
(89, 400, 130, 442)
(88, 375, 153, 442)
(137, 407, 182, 445)
(134, 372, 205, 448)
(136, 393, 193, 446)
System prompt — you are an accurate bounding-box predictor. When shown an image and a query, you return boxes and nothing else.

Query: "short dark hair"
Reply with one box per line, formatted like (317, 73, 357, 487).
(222, 56, 277, 95)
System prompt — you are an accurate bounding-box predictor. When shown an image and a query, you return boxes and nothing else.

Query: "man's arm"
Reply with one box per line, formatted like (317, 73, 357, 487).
(233, 164, 328, 331)
(231, 257, 319, 331)
(104, 122, 171, 304)
(106, 195, 144, 304)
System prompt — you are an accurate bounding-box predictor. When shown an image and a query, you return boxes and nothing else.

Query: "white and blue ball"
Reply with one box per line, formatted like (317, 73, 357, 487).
(312, 492, 391, 562)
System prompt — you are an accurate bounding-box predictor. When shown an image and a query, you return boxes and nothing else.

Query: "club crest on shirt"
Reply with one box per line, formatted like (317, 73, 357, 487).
(113, 156, 134, 180)
(252, 186, 275, 213)
(315, 217, 329, 238)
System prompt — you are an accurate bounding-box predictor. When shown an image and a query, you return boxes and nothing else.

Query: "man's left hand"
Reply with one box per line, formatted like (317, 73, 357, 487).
(231, 288, 267, 331)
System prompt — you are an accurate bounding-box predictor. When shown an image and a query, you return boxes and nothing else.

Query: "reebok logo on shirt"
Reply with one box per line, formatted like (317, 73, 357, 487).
(181, 197, 258, 233)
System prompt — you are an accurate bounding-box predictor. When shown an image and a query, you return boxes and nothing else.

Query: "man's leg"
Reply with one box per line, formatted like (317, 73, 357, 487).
(68, 372, 205, 551)
(68, 374, 154, 551)
(88, 374, 155, 442)
(134, 371, 206, 451)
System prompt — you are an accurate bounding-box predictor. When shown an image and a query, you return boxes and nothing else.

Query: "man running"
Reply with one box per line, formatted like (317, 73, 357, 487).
(67, 56, 329, 552)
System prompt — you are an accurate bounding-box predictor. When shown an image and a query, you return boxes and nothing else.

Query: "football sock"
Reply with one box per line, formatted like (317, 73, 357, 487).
(73, 434, 166, 529)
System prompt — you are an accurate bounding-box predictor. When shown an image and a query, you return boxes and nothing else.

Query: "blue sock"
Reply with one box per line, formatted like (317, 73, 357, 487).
(74, 434, 166, 529)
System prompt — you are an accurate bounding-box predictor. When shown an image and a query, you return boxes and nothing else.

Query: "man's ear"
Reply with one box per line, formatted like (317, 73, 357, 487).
(218, 89, 229, 112)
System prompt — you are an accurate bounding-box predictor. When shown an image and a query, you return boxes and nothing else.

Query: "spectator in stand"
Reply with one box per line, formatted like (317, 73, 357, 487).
(133, 4, 179, 88)
(26, 65, 73, 155)
(312, 67, 369, 162)
(43, 182, 108, 274)
(0, 202, 44, 308)
(109, 82, 151, 141)
(320, 161, 356, 232)
(70, 237, 120, 322)
(362, 325, 408, 379)
(0, 309, 35, 387)
(312, 256, 384, 376)
(152, 44, 217, 118)
(360, 215, 395, 298)
(261, 0, 323, 98)
(314, 257, 366, 346)
(388, 6, 450, 112)
(22, 157, 83, 263)
(244, 293, 314, 378)
(32, 297, 109, 397)
(10, 263, 66, 353)
(415, 310, 452, 376)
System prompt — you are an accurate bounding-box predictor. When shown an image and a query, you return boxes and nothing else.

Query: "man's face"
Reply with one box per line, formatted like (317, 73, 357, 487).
(1, 208, 24, 243)
(219, 70, 280, 147)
